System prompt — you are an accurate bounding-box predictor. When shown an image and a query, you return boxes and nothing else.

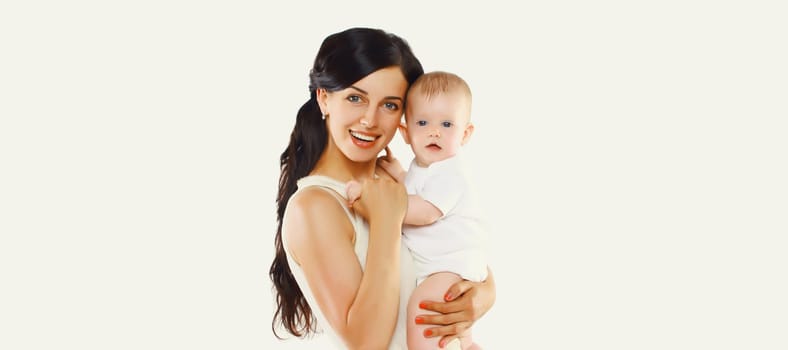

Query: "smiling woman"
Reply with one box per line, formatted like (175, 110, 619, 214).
(269, 27, 497, 350)
(316, 67, 408, 157)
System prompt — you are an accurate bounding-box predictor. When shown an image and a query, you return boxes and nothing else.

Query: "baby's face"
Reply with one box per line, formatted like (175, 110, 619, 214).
(403, 91, 471, 167)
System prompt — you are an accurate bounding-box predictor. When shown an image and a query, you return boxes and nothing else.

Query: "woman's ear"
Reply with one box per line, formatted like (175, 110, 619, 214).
(316, 88, 328, 115)
(398, 122, 411, 145)
(461, 123, 475, 145)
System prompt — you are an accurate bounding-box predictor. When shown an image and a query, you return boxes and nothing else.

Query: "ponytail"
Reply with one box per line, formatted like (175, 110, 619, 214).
(269, 92, 327, 338)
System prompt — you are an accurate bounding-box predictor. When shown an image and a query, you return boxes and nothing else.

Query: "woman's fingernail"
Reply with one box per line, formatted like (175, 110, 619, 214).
(414, 316, 423, 324)
(444, 292, 453, 301)
(419, 302, 427, 309)
(424, 329, 433, 337)
(439, 339, 445, 348)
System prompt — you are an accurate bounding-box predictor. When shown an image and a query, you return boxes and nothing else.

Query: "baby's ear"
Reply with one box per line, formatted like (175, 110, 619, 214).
(461, 122, 475, 145)
(398, 123, 411, 145)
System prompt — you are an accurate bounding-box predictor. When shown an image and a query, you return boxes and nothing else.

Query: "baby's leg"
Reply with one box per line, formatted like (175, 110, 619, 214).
(407, 272, 473, 350)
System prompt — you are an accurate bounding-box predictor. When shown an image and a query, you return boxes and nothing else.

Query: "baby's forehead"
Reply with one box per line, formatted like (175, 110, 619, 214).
(407, 85, 467, 99)
(406, 89, 470, 107)
(404, 94, 472, 121)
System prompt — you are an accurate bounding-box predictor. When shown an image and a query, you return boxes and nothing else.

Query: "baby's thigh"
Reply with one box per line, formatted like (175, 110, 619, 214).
(407, 272, 464, 350)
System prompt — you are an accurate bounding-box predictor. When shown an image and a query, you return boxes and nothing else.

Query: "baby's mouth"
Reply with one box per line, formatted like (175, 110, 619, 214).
(426, 143, 442, 151)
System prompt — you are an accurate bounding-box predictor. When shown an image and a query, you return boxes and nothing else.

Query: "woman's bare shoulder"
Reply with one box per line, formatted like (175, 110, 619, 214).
(287, 186, 347, 216)
(284, 187, 355, 262)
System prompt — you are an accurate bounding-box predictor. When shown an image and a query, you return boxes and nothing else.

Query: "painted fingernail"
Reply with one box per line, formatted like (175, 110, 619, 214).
(419, 302, 427, 309)
(414, 316, 424, 324)
(444, 292, 453, 301)
(424, 329, 433, 337)
(439, 339, 445, 348)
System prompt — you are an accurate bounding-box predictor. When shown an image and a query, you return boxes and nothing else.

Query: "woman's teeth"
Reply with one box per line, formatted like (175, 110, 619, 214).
(350, 131, 375, 142)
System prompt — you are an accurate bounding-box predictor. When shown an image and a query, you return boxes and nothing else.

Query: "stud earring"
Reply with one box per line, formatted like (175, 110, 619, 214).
(322, 113, 328, 120)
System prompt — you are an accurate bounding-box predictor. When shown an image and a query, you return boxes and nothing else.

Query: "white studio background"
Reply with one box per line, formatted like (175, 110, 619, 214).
(1, 1, 786, 349)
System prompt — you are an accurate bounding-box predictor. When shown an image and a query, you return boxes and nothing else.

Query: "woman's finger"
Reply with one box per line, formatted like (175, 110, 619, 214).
(423, 321, 471, 339)
(443, 279, 475, 301)
(418, 295, 468, 315)
(415, 308, 465, 326)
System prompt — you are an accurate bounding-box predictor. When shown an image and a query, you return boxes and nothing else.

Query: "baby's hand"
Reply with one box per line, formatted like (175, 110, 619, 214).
(345, 180, 362, 207)
(376, 146, 406, 183)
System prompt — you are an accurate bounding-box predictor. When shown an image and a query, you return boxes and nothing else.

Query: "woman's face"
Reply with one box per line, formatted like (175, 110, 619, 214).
(318, 66, 409, 163)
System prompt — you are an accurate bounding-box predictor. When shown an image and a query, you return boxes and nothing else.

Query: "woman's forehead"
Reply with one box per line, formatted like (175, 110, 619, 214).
(349, 67, 408, 97)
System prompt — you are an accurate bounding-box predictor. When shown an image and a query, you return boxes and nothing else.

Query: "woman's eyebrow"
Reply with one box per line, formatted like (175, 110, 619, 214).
(349, 86, 368, 95)
(349, 85, 403, 102)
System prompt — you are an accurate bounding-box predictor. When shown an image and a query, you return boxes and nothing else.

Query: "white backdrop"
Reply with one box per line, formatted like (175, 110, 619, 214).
(2, 1, 786, 349)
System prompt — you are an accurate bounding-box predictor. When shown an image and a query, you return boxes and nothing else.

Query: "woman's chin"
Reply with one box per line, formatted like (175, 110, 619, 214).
(339, 140, 387, 162)
(343, 148, 382, 163)
(346, 153, 380, 163)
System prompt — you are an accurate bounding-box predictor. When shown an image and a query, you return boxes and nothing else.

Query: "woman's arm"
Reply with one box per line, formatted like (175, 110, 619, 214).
(285, 181, 406, 349)
(415, 267, 497, 348)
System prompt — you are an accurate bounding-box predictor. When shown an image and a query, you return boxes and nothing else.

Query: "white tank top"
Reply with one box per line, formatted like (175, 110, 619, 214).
(281, 175, 415, 349)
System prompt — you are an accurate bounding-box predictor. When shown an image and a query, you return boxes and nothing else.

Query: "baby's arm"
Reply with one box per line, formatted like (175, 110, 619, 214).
(347, 182, 442, 226)
(404, 195, 442, 226)
(348, 147, 443, 225)
(376, 150, 442, 225)
(377, 151, 407, 184)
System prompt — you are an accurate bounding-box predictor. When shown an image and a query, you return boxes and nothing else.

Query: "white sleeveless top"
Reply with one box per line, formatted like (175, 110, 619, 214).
(281, 175, 415, 349)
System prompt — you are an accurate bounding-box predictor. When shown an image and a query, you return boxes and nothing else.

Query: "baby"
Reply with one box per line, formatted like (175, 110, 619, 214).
(348, 71, 488, 350)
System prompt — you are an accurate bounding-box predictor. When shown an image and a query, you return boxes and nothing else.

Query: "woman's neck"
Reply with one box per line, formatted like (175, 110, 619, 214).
(310, 145, 377, 183)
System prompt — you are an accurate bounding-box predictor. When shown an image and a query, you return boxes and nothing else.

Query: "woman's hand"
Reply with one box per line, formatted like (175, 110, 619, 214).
(416, 269, 496, 348)
(349, 173, 407, 227)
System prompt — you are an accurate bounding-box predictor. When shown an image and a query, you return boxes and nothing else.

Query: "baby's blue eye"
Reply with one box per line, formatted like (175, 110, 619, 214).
(442, 121, 453, 127)
(417, 120, 427, 126)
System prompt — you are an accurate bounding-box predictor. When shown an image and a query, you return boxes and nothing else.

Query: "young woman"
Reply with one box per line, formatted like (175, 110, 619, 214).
(270, 27, 496, 349)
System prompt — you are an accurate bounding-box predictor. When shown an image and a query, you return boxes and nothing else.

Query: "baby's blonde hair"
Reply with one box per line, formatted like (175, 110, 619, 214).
(406, 71, 472, 120)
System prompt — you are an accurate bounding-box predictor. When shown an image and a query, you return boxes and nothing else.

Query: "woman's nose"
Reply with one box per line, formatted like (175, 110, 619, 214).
(360, 107, 378, 128)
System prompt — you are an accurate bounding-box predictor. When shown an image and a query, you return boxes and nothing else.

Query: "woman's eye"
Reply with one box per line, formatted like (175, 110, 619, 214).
(417, 120, 427, 126)
(347, 95, 361, 103)
(384, 102, 400, 111)
(442, 121, 453, 127)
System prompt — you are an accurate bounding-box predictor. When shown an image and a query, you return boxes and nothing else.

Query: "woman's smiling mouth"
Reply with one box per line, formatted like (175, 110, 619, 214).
(349, 130, 379, 148)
